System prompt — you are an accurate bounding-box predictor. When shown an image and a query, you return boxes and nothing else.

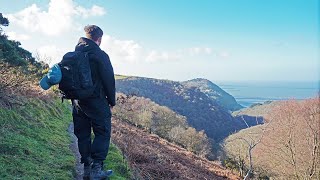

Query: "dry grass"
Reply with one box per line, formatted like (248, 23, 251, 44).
(0, 63, 53, 108)
(111, 118, 240, 180)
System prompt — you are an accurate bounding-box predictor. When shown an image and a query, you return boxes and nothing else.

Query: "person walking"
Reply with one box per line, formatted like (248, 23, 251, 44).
(72, 25, 116, 179)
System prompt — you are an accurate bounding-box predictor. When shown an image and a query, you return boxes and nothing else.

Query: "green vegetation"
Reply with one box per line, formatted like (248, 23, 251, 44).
(0, 98, 74, 179)
(182, 78, 243, 111)
(1, 13, 48, 75)
(114, 93, 212, 157)
(0, 35, 48, 71)
(105, 143, 131, 179)
(116, 77, 248, 142)
(0, 97, 132, 179)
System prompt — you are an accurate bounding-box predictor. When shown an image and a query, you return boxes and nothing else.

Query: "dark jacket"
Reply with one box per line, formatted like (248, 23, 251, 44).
(75, 37, 116, 106)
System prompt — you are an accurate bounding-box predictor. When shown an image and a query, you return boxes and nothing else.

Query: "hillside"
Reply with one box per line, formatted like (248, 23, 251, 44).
(232, 100, 282, 122)
(182, 78, 243, 111)
(114, 93, 214, 157)
(111, 118, 240, 180)
(116, 77, 254, 141)
(0, 98, 75, 179)
(223, 98, 320, 179)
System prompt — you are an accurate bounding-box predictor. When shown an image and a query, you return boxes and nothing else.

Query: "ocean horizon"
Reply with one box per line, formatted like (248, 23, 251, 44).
(217, 81, 320, 107)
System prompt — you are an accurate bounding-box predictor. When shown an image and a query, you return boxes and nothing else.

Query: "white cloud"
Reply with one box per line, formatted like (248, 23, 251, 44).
(189, 47, 201, 55)
(204, 47, 212, 54)
(101, 35, 226, 63)
(188, 47, 231, 59)
(101, 35, 143, 63)
(218, 51, 230, 58)
(6, 0, 226, 65)
(146, 50, 181, 62)
(76, 5, 106, 18)
(7, 0, 106, 36)
(6, 31, 30, 41)
(32, 36, 229, 68)
(101, 35, 183, 63)
(34, 45, 65, 66)
(188, 47, 213, 56)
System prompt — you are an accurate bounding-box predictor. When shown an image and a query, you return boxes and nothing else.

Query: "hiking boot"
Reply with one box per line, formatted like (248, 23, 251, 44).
(83, 164, 91, 179)
(90, 162, 113, 180)
(83, 158, 93, 179)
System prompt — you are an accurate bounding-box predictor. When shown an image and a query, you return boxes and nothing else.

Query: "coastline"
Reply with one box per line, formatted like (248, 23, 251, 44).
(216, 81, 319, 107)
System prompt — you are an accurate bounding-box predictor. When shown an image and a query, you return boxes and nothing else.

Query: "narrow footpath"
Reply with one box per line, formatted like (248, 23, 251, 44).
(68, 123, 83, 180)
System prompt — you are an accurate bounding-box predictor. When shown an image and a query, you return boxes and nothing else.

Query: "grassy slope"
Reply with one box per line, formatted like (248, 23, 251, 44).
(0, 98, 74, 179)
(105, 143, 131, 180)
(0, 98, 130, 179)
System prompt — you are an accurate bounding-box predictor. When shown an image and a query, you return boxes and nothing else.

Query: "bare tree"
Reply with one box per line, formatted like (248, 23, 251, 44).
(225, 116, 272, 179)
(34, 51, 53, 65)
(223, 98, 320, 179)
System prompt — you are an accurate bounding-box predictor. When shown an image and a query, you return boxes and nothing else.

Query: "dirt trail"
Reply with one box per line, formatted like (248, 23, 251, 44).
(111, 119, 240, 180)
(68, 123, 83, 180)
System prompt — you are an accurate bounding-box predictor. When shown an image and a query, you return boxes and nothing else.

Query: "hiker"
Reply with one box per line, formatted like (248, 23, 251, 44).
(39, 24, 115, 179)
(71, 25, 115, 179)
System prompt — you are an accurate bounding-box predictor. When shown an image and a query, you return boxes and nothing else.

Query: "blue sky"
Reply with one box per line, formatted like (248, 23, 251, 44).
(2, 0, 319, 82)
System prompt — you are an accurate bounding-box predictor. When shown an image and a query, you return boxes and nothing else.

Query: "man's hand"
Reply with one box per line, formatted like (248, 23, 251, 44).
(110, 105, 113, 111)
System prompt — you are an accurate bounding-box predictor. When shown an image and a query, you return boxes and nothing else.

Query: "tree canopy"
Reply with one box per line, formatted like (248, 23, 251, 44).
(0, 13, 9, 33)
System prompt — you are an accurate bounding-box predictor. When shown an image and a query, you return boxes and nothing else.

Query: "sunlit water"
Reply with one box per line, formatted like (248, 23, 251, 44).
(217, 81, 320, 107)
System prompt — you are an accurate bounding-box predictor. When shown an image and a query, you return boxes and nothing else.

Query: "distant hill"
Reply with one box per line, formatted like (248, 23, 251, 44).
(182, 78, 243, 111)
(232, 101, 281, 120)
(231, 101, 282, 126)
(116, 77, 253, 141)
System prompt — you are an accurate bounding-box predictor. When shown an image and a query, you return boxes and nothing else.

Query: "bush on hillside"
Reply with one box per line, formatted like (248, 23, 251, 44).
(0, 15, 50, 108)
(0, 63, 52, 108)
(114, 93, 212, 157)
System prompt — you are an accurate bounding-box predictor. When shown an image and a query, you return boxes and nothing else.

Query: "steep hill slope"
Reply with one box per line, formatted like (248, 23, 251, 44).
(182, 78, 243, 111)
(0, 98, 75, 179)
(116, 77, 250, 141)
(114, 93, 213, 157)
(223, 98, 320, 179)
(111, 118, 240, 180)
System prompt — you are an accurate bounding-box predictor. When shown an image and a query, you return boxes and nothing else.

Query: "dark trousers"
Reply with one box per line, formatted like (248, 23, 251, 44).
(72, 97, 112, 165)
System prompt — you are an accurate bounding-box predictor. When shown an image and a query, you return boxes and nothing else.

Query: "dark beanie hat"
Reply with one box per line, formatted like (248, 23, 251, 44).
(84, 25, 103, 41)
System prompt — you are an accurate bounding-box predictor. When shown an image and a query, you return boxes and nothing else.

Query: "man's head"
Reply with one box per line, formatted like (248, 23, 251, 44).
(84, 25, 103, 46)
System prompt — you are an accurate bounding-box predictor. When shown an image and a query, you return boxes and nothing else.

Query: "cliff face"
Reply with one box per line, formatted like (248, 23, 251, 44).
(116, 77, 248, 141)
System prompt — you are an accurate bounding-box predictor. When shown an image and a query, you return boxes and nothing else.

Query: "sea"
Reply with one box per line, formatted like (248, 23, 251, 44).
(216, 81, 320, 107)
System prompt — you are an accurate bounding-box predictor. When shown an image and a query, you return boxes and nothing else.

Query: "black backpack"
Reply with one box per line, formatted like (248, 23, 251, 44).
(58, 51, 96, 99)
